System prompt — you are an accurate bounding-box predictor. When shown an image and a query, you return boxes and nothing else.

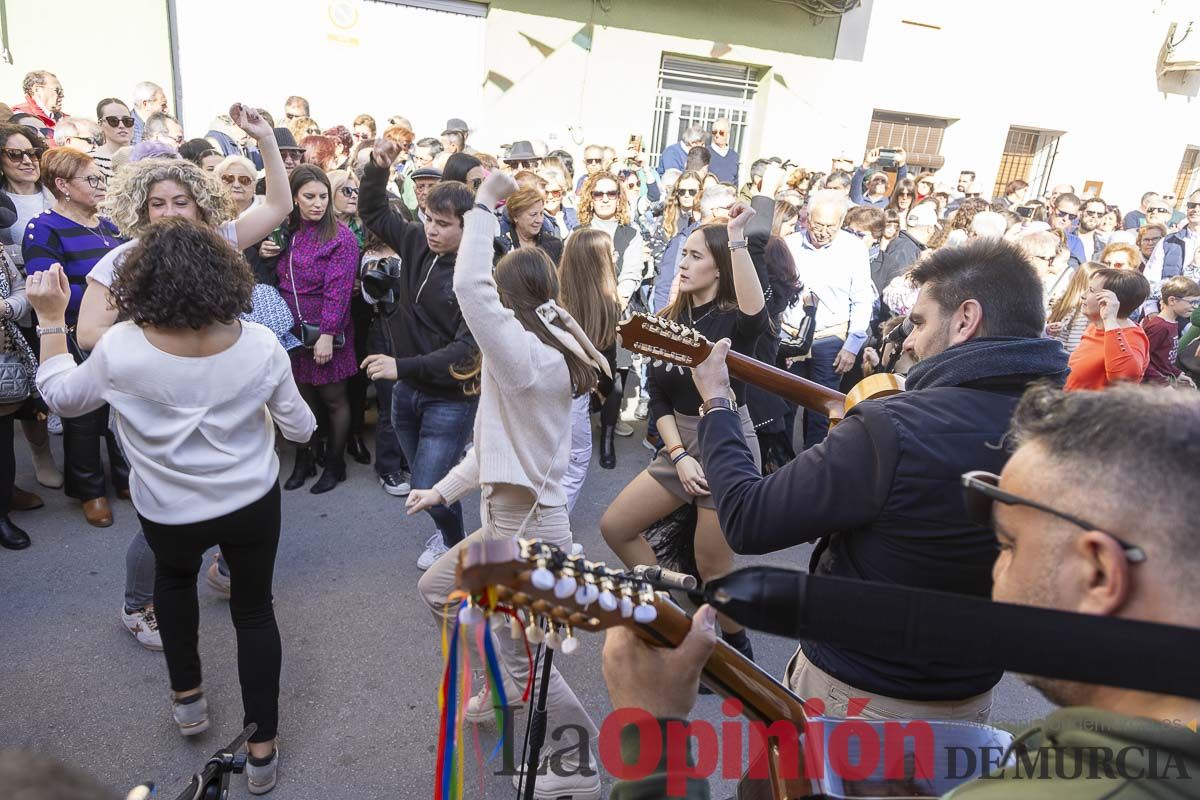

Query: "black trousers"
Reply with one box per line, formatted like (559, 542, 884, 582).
(0, 414, 13, 517)
(141, 483, 283, 743)
(62, 338, 129, 500)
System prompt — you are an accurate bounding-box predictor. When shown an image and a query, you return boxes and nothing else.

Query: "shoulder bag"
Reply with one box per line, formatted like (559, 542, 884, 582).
(288, 243, 345, 349)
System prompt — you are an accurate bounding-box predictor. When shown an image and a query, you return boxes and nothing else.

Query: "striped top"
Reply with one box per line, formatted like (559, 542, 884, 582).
(22, 209, 122, 323)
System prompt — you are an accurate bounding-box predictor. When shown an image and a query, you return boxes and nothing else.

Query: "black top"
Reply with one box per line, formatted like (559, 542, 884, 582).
(646, 301, 769, 422)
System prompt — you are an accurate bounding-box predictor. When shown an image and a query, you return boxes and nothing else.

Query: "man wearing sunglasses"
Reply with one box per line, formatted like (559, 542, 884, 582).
(14, 71, 65, 137)
(51, 118, 101, 156)
(1076, 196, 1111, 262)
(1144, 188, 1200, 314)
(690, 237, 1069, 721)
(1050, 192, 1087, 268)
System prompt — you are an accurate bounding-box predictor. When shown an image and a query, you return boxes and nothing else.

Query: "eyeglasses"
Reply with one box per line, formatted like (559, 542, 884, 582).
(285, 113, 301, 121)
(221, 174, 254, 186)
(470, 177, 483, 191)
(843, 227, 865, 239)
(1146, 207, 1170, 215)
(1082, 208, 1106, 217)
(281, 151, 304, 162)
(352, 132, 372, 141)
(340, 186, 359, 197)
(305, 128, 320, 136)
(102, 115, 136, 129)
(1, 148, 41, 164)
(74, 174, 106, 189)
(961, 471, 1146, 564)
(68, 136, 101, 148)
(545, 189, 563, 199)
(896, 190, 914, 197)
(1054, 209, 1079, 222)
(677, 188, 699, 197)
(591, 190, 619, 200)
(809, 221, 841, 233)
(966, 192, 982, 199)
(584, 158, 603, 165)
(1188, 202, 1200, 210)
(713, 130, 729, 137)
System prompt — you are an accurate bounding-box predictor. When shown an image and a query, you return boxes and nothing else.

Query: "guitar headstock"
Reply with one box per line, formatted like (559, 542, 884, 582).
(617, 313, 712, 371)
(456, 538, 670, 653)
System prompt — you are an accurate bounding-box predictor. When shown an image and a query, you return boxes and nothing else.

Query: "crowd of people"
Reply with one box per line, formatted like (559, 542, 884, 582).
(2, 68, 1198, 799)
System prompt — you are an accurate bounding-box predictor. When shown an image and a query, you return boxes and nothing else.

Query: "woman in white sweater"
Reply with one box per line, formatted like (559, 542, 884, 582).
(27, 219, 315, 796)
(402, 172, 608, 799)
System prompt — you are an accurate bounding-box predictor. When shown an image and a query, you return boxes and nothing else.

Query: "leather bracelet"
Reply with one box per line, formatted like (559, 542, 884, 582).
(667, 443, 686, 456)
(36, 325, 69, 337)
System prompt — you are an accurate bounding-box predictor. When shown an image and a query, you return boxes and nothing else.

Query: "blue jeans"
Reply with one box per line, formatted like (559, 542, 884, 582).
(785, 336, 843, 450)
(390, 380, 478, 547)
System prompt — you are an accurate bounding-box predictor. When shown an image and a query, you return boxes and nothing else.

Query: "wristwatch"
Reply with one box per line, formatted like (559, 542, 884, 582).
(699, 396, 736, 417)
(36, 325, 70, 337)
(728, 239, 748, 251)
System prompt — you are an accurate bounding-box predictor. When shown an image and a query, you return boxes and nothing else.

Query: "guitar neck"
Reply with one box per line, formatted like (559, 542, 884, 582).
(725, 350, 846, 421)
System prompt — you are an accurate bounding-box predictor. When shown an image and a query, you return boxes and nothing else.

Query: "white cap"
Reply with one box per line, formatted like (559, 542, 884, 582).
(907, 203, 939, 228)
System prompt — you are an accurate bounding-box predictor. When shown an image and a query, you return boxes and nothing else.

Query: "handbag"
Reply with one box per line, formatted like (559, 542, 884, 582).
(287, 244, 345, 350)
(0, 329, 31, 406)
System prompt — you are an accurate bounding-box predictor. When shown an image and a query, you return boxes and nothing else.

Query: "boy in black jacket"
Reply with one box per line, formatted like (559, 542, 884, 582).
(360, 140, 481, 570)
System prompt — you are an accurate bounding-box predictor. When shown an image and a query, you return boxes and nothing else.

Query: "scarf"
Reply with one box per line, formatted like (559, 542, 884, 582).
(0, 254, 38, 385)
(906, 336, 1069, 392)
(534, 300, 611, 379)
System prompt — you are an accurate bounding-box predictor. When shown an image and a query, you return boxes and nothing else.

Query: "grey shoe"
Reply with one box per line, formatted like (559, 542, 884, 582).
(246, 744, 279, 795)
(171, 694, 209, 736)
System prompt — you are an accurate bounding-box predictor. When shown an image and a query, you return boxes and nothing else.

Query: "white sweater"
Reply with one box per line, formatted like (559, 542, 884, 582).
(433, 208, 573, 508)
(36, 321, 316, 524)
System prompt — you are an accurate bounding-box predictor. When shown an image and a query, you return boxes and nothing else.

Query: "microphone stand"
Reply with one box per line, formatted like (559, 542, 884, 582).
(520, 643, 554, 800)
(172, 724, 256, 800)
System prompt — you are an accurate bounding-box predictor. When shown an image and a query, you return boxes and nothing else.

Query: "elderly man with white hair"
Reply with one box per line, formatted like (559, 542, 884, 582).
(130, 81, 169, 145)
(51, 117, 102, 157)
(699, 181, 737, 222)
(969, 210, 1007, 241)
(783, 188, 876, 448)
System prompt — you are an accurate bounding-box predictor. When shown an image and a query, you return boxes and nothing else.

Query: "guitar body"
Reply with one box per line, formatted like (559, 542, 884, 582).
(843, 372, 905, 415)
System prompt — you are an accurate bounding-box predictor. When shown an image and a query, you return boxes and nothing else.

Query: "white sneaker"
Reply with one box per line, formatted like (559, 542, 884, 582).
(511, 757, 601, 799)
(416, 533, 450, 571)
(46, 414, 63, 435)
(121, 606, 163, 651)
(465, 675, 526, 723)
(379, 472, 411, 497)
(635, 397, 649, 420)
(614, 420, 634, 437)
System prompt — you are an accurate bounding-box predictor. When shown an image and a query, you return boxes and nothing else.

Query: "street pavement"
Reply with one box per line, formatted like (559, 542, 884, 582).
(0, 416, 1053, 799)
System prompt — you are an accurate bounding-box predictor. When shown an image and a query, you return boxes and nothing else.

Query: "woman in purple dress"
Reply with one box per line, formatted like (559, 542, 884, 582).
(277, 165, 358, 494)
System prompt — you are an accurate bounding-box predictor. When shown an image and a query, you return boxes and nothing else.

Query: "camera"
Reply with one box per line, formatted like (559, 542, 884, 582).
(361, 256, 403, 305)
(875, 148, 901, 169)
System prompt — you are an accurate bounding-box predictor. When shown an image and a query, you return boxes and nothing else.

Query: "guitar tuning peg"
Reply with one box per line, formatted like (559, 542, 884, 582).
(554, 573, 577, 599)
(510, 614, 525, 640)
(652, 359, 663, 367)
(569, 543, 583, 556)
(619, 589, 634, 618)
(544, 624, 562, 651)
(458, 599, 484, 626)
(633, 602, 657, 624)
(598, 588, 617, 612)
(560, 624, 579, 655)
(531, 553, 555, 591)
(525, 617, 545, 644)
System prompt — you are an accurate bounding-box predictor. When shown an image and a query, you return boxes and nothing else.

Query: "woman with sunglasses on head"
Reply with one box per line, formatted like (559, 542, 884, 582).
(93, 99, 135, 178)
(274, 165, 359, 494)
(601, 203, 768, 662)
(22, 147, 126, 529)
(575, 170, 647, 467)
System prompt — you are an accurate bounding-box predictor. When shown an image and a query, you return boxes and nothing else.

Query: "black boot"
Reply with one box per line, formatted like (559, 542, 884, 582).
(313, 437, 326, 468)
(599, 424, 616, 469)
(284, 447, 316, 491)
(346, 434, 372, 466)
(310, 458, 347, 494)
(0, 515, 31, 550)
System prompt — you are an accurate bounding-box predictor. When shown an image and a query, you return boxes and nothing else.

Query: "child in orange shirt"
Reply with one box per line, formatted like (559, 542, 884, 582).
(1064, 268, 1151, 391)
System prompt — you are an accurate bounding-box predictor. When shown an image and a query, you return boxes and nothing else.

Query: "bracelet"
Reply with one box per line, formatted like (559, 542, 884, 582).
(36, 325, 69, 337)
(667, 444, 686, 456)
(728, 239, 748, 251)
(671, 450, 690, 465)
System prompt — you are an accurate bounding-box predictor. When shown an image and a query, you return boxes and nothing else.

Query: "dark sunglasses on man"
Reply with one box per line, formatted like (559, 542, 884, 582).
(102, 115, 136, 129)
(1147, 206, 1171, 215)
(1188, 201, 1200, 210)
(584, 157, 604, 166)
(1054, 209, 1079, 223)
(960, 471, 1146, 563)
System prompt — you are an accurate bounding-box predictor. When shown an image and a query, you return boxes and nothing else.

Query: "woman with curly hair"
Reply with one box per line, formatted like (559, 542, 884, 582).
(275, 165, 360, 494)
(574, 170, 647, 467)
(22, 147, 125, 528)
(28, 220, 315, 795)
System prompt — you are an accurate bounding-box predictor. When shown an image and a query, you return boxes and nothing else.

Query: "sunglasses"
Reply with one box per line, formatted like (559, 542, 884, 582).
(305, 128, 320, 136)
(584, 158, 604, 165)
(1082, 208, 1106, 216)
(896, 190, 914, 197)
(352, 132, 372, 141)
(340, 186, 359, 197)
(102, 115, 136, 129)
(1, 148, 41, 163)
(281, 150, 304, 161)
(1147, 207, 1170, 215)
(221, 174, 254, 186)
(68, 136, 101, 147)
(510, 160, 537, 170)
(1188, 202, 1200, 210)
(677, 188, 699, 197)
(591, 189, 619, 200)
(74, 174, 106, 189)
(961, 471, 1146, 564)
(470, 177, 483, 191)
(545, 189, 563, 199)
(1054, 209, 1079, 222)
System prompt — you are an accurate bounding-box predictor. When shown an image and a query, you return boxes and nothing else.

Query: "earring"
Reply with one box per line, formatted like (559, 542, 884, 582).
(64, 192, 71, 203)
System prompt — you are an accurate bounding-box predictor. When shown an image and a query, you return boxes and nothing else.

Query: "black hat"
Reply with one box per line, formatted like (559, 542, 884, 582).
(273, 127, 302, 151)
(504, 140, 537, 163)
(410, 167, 442, 180)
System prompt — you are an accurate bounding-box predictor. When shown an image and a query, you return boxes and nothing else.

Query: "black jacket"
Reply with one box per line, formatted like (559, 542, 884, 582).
(359, 159, 478, 399)
(871, 230, 923, 294)
(697, 337, 1069, 701)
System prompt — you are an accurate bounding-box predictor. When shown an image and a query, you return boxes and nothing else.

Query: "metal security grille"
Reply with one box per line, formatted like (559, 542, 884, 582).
(650, 54, 761, 167)
(864, 111, 949, 170)
(1170, 147, 1200, 208)
(991, 126, 1061, 199)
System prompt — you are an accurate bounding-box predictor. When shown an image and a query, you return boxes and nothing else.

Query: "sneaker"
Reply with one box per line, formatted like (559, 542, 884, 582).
(614, 420, 634, 437)
(46, 414, 62, 435)
(171, 693, 209, 736)
(465, 676, 526, 724)
(379, 472, 411, 497)
(511, 756, 601, 799)
(206, 555, 231, 598)
(416, 533, 450, 571)
(635, 397, 649, 420)
(121, 606, 163, 651)
(246, 744, 280, 795)
(642, 432, 664, 453)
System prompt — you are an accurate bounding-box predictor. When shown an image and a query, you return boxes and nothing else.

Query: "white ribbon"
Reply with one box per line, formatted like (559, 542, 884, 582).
(534, 299, 612, 379)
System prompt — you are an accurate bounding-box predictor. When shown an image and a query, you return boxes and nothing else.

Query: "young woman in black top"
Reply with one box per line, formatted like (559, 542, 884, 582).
(601, 203, 766, 653)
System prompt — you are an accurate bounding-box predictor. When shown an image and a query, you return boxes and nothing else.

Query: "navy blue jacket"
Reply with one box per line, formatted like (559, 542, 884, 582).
(698, 352, 1066, 701)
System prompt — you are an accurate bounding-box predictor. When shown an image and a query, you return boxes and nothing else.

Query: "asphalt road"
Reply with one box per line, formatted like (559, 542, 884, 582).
(0, 414, 1054, 800)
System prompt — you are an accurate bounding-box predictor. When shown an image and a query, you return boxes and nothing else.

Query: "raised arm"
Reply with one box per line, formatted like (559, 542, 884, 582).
(359, 140, 415, 253)
(725, 202, 765, 317)
(228, 103, 292, 248)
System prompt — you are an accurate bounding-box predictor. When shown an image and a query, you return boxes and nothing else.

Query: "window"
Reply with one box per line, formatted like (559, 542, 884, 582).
(1170, 147, 1200, 208)
(864, 111, 951, 171)
(649, 54, 763, 168)
(992, 126, 1061, 199)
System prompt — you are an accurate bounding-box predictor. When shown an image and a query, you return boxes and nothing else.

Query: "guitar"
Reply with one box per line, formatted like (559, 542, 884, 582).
(617, 313, 904, 425)
(456, 536, 815, 799)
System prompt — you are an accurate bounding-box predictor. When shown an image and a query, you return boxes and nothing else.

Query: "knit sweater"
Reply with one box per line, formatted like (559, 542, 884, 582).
(432, 208, 573, 508)
(1064, 323, 1149, 391)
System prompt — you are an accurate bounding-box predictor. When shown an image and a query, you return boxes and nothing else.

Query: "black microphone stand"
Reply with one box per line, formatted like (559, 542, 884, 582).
(518, 640, 554, 800)
(172, 724, 256, 800)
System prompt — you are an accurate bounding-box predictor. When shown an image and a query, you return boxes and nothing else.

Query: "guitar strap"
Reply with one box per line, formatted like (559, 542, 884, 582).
(705, 567, 1200, 700)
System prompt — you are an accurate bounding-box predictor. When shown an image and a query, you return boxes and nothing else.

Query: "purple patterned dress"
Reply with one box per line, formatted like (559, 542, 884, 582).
(277, 220, 360, 385)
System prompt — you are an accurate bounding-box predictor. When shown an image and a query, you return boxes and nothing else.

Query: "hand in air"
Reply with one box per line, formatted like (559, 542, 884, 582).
(603, 604, 717, 718)
(372, 139, 404, 169)
(406, 488, 445, 516)
(475, 172, 519, 210)
(26, 264, 71, 322)
(726, 202, 755, 239)
(229, 103, 272, 143)
(758, 164, 788, 198)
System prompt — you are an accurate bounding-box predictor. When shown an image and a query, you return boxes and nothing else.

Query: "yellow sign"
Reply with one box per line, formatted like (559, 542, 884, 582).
(327, 0, 360, 47)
